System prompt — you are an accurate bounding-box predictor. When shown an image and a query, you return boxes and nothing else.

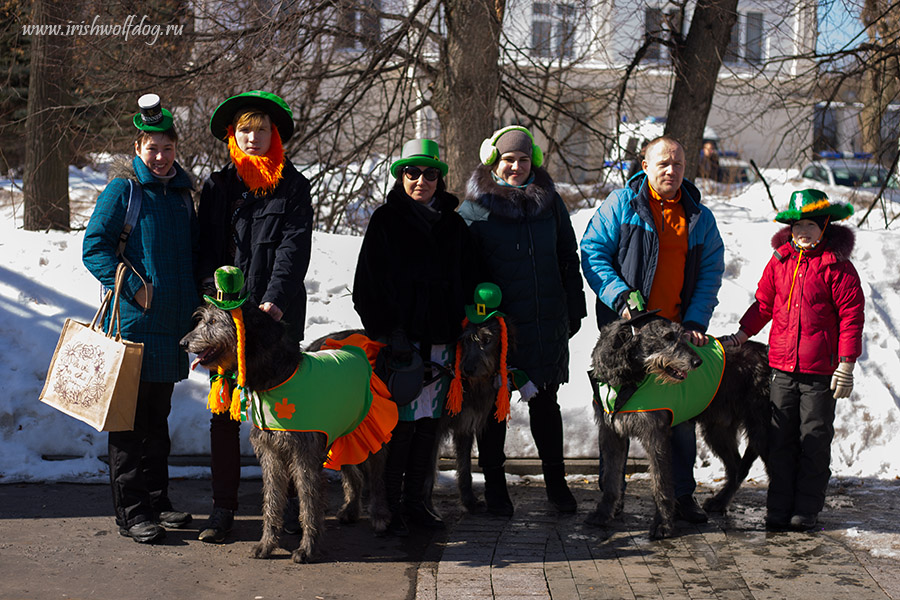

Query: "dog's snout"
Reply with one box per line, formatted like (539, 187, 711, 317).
(691, 355, 703, 369)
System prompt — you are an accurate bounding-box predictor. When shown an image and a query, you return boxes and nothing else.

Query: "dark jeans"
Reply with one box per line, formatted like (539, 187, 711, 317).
(477, 385, 564, 469)
(597, 420, 699, 498)
(210, 411, 241, 511)
(108, 381, 174, 528)
(767, 370, 836, 520)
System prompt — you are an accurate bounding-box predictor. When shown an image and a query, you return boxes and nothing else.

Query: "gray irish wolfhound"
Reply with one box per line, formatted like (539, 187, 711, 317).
(426, 317, 513, 513)
(587, 316, 770, 539)
(180, 306, 390, 563)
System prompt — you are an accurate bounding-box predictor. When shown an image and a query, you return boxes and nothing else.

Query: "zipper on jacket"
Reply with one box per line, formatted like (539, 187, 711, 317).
(659, 199, 665, 232)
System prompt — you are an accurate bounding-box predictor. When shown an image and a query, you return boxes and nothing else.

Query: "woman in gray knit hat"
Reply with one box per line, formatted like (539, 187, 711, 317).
(458, 126, 587, 516)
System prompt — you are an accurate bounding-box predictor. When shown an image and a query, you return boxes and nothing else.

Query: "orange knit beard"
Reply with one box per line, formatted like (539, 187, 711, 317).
(227, 124, 285, 195)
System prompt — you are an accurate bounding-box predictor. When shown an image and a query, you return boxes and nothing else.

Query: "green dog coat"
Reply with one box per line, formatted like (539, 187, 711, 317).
(597, 339, 726, 427)
(243, 345, 373, 444)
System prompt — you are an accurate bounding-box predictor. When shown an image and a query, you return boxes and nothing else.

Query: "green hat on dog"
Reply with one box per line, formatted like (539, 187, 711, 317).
(465, 283, 505, 324)
(389, 139, 449, 179)
(204, 266, 250, 310)
(209, 90, 294, 142)
(133, 94, 174, 133)
(775, 188, 854, 224)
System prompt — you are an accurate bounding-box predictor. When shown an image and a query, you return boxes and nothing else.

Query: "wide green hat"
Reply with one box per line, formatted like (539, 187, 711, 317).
(465, 283, 505, 324)
(389, 138, 449, 178)
(209, 90, 294, 142)
(204, 266, 250, 310)
(132, 93, 174, 132)
(775, 188, 854, 224)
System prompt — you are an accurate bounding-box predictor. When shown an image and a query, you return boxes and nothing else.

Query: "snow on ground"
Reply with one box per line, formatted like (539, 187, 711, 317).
(1, 166, 898, 538)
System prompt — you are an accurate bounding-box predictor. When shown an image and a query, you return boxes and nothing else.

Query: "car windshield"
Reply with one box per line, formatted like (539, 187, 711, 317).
(831, 164, 895, 188)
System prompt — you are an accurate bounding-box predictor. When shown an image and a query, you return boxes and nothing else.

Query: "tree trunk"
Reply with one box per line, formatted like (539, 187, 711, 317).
(858, 0, 900, 163)
(23, 0, 70, 231)
(663, 0, 738, 181)
(430, 0, 504, 195)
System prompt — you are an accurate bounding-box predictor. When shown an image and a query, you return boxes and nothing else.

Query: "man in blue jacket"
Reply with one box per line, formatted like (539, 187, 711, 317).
(580, 136, 724, 523)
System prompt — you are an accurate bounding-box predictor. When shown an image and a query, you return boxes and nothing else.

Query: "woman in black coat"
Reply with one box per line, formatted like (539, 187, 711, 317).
(353, 138, 478, 535)
(195, 91, 313, 543)
(459, 126, 587, 516)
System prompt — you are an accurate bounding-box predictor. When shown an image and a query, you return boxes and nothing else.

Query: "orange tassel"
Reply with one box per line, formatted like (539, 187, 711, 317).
(228, 307, 247, 422)
(494, 317, 511, 423)
(446, 319, 468, 417)
(207, 368, 230, 414)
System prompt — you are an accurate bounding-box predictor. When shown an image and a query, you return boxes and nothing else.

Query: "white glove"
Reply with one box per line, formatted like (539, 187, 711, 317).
(830, 361, 855, 399)
(719, 330, 749, 348)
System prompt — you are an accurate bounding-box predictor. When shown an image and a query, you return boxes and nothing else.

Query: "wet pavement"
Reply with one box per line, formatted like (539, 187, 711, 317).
(417, 474, 900, 600)
(1, 471, 898, 599)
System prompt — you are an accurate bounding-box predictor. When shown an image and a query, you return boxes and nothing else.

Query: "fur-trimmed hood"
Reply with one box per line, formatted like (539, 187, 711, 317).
(465, 164, 556, 220)
(108, 155, 194, 189)
(771, 222, 855, 262)
(108, 156, 137, 182)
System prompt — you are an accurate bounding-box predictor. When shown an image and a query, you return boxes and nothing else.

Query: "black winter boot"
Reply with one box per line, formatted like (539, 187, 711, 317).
(483, 466, 514, 516)
(543, 461, 577, 513)
(382, 421, 413, 537)
(403, 419, 444, 529)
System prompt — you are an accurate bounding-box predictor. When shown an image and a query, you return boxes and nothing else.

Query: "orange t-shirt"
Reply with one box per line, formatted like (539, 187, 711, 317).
(646, 185, 687, 322)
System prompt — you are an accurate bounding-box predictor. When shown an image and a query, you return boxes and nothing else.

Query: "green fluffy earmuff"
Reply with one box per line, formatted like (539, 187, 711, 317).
(479, 126, 544, 168)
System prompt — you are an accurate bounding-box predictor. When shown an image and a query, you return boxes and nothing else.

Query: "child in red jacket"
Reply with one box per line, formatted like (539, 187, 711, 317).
(722, 189, 864, 531)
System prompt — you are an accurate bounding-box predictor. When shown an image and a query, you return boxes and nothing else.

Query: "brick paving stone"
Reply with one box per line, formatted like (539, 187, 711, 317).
(424, 477, 899, 600)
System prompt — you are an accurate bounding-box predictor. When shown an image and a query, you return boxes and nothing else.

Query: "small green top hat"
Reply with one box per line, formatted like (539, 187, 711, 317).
(389, 139, 449, 178)
(133, 94, 174, 132)
(775, 188, 854, 224)
(465, 283, 505, 324)
(204, 266, 250, 310)
(209, 90, 294, 142)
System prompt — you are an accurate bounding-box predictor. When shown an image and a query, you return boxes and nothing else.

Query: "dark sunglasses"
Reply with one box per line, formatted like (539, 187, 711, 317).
(402, 166, 440, 181)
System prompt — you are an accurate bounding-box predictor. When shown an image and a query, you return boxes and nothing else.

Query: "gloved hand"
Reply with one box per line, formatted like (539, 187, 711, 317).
(719, 330, 749, 348)
(568, 318, 582, 339)
(830, 361, 855, 399)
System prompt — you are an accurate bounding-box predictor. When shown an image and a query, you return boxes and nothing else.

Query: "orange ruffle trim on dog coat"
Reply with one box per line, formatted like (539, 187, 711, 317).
(321, 334, 398, 471)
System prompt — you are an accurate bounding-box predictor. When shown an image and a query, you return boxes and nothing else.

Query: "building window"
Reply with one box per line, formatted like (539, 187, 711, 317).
(724, 11, 740, 63)
(335, 0, 380, 51)
(745, 12, 763, 64)
(644, 7, 663, 60)
(532, 2, 577, 59)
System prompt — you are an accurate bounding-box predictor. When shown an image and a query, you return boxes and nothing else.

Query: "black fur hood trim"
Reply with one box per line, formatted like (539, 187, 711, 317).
(465, 164, 556, 220)
(771, 222, 856, 261)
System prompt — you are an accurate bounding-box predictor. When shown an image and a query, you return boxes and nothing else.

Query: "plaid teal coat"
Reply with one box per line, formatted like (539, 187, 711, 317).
(83, 156, 198, 382)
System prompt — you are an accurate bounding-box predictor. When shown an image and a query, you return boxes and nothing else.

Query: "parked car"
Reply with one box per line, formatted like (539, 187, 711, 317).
(800, 153, 899, 190)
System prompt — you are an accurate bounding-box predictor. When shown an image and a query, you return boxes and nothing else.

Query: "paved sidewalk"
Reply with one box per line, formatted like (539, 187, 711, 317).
(1, 473, 897, 599)
(419, 476, 900, 600)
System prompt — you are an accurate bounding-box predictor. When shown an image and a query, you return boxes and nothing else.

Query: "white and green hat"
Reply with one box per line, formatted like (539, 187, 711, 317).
(389, 138, 449, 178)
(133, 94, 174, 132)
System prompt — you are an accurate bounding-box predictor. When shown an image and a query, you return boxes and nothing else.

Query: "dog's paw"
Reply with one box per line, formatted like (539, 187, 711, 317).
(702, 495, 729, 514)
(250, 542, 275, 559)
(292, 541, 318, 563)
(337, 504, 360, 524)
(462, 497, 485, 514)
(584, 507, 612, 528)
(649, 518, 675, 540)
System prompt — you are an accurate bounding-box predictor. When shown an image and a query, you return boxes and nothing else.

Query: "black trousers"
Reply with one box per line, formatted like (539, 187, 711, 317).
(108, 381, 175, 528)
(209, 411, 242, 511)
(767, 370, 836, 519)
(383, 417, 440, 510)
(477, 385, 564, 469)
